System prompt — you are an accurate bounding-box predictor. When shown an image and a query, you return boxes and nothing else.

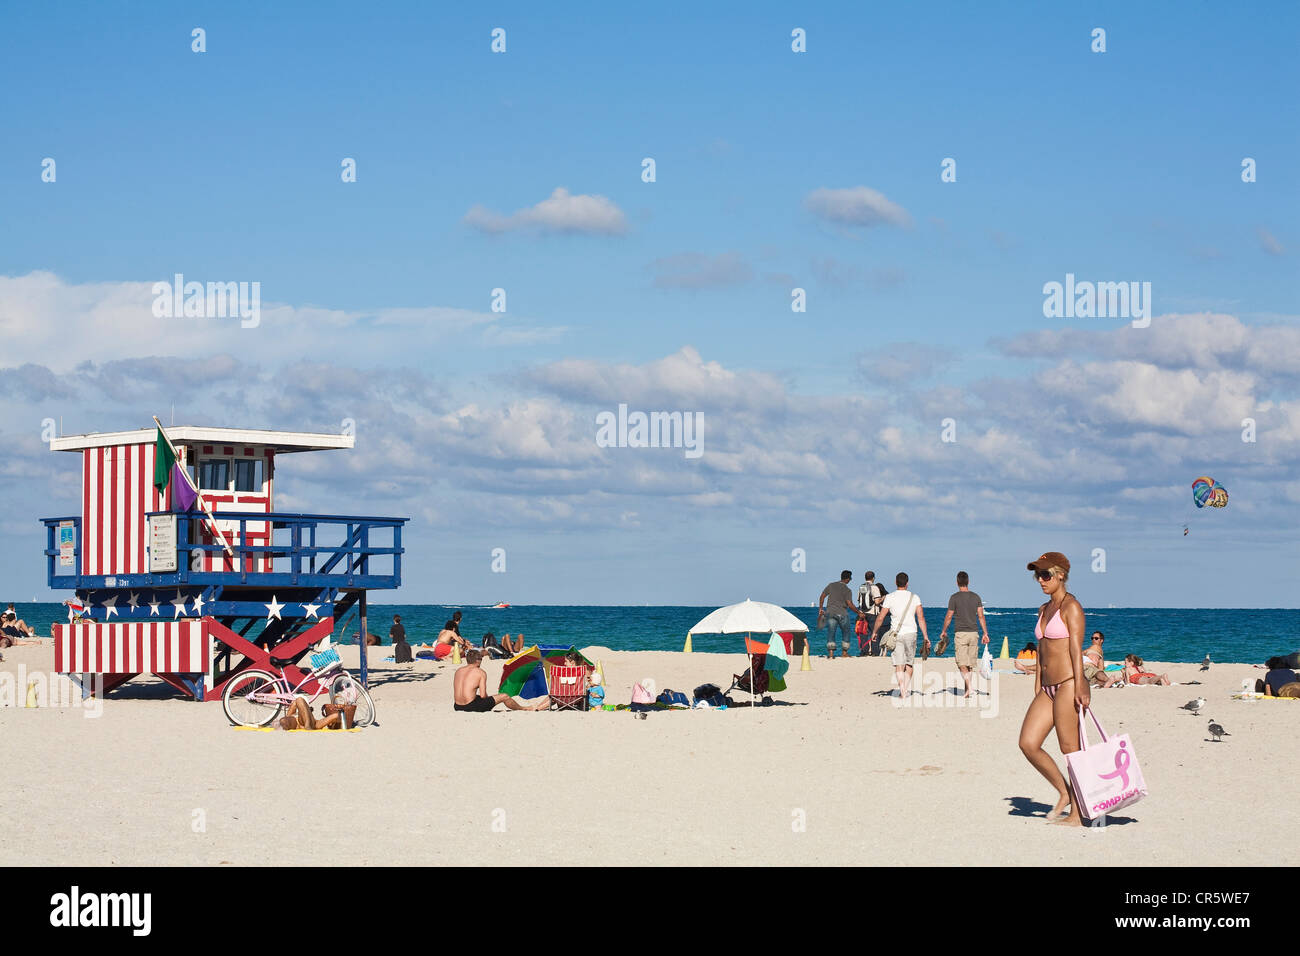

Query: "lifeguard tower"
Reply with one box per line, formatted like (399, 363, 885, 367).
(39, 424, 407, 701)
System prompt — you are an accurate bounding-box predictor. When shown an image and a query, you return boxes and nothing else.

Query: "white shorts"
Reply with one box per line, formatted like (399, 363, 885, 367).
(891, 635, 917, 667)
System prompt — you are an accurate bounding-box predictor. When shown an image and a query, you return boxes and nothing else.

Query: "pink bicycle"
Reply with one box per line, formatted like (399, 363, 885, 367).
(221, 646, 376, 728)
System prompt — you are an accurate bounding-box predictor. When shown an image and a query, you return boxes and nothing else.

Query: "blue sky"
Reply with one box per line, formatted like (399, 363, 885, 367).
(2, 1, 1298, 608)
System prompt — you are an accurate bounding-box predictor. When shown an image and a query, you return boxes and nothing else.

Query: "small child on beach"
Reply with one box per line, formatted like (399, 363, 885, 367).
(587, 672, 605, 708)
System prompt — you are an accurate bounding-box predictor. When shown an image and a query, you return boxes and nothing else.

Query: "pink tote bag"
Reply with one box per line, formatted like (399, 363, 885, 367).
(1066, 707, 1148, 820)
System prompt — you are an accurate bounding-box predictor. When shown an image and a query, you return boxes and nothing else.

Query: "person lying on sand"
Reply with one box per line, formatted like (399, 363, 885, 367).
(453, 650, 549, 712)
(278, 697, 344, 730)
(1257, 657, 1300, 697)
(0, 614, 40, 648)
(1121, 655, 1171, 686)
(2, 611, 36, 638)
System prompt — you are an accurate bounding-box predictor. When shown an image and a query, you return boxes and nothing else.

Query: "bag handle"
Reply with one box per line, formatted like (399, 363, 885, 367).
(1075, 705, 1110, 752)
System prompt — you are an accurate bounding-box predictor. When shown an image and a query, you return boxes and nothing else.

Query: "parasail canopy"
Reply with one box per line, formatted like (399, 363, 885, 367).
(1192, 476, 1229, 509)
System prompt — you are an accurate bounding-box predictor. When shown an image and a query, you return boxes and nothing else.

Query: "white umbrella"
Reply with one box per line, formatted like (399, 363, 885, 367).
(688, 599, 808, 637)
(687, 600, 806, 708)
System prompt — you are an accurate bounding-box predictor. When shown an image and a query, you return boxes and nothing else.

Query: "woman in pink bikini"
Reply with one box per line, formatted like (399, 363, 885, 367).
(1018, 551, 1089, 826)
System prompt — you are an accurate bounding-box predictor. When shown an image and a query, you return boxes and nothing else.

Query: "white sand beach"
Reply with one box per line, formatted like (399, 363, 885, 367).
(0, 641, 1293, 866)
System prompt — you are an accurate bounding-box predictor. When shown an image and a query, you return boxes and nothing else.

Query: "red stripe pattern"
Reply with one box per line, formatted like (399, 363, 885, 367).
(53, 620, 211, 675)
(80, 442, 166, 576)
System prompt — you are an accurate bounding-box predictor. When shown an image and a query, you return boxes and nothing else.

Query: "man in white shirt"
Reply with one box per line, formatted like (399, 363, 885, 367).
(869, 571, 928, 697)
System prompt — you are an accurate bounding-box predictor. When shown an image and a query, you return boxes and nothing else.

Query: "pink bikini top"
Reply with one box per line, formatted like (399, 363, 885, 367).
(1035, 606, 1069, 640)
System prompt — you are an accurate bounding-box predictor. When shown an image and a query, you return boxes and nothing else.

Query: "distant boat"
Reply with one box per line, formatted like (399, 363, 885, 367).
(491, 602, 510, 609)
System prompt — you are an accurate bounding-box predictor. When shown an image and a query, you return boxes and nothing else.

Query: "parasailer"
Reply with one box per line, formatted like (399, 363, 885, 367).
(1185, 476, 1228, 534)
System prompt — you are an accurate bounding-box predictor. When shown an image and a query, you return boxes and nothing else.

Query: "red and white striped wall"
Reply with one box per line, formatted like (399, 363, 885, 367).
(54, 619, 212, 678)
(81, 443, 170, 577)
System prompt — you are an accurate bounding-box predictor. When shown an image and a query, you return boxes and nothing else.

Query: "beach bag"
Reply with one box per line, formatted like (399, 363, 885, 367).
(855, 617, 869, 637)
(882, 593, 916, 653)
(1066, 707, 1147, 820)
(631, 682, 654, 704)
(322, 702, 357, 729)
(693, 683, 722, 702)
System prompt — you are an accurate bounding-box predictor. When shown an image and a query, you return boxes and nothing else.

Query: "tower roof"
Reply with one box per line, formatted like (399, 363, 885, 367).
(48, 426, 355, 454)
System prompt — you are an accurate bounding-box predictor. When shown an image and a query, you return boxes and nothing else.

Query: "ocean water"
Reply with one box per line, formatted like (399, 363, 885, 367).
(8, 603, 1296, 664)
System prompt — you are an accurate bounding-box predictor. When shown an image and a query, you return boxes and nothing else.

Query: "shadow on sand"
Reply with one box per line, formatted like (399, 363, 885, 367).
(1005, 796, 1137, 826)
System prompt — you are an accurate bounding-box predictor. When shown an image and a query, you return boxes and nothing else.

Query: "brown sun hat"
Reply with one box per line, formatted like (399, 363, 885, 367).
(1027, 551, 1070, 573)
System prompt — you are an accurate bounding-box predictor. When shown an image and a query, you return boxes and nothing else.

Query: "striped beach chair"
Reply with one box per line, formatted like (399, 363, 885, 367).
(547, 664, 589, 711)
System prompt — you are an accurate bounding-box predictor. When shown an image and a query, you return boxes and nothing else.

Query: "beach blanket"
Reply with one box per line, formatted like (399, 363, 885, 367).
(232, 726, 362, 733)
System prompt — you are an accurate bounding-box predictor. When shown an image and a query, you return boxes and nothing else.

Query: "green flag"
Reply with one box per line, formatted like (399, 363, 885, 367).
(153, 426, 176, 492)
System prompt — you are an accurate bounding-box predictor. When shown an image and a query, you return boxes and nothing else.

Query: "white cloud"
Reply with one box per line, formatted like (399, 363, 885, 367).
(527, 346, 790, 414)
(999, 313, 1300, 379)
(804, 186, 912, 229)
(463, 187, 628, 236)
(0, 271, 555, 369)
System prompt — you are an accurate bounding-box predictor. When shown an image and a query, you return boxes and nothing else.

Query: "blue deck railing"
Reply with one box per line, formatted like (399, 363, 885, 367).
(41, 511, 407, 590)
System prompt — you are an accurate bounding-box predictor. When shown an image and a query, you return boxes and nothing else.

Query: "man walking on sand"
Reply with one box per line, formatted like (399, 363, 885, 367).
(857, 571, 884, 656)
(452, 650, 550, 712)
(818, 570, 859, 659)
(870, 572, 928, 697)
(936, 571, 990, 698)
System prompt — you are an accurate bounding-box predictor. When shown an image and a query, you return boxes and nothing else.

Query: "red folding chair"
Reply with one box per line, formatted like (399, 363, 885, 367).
(547, 664, 590, 711)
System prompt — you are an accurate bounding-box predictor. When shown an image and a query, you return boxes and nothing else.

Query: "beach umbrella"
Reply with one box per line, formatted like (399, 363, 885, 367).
(687, 600, 804, 705)
(498, 645, 593, 699)
(687, 599, 808, 639)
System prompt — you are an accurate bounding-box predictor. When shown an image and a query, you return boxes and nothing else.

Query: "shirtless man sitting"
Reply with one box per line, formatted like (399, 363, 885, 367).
(453, 650, 549, 712)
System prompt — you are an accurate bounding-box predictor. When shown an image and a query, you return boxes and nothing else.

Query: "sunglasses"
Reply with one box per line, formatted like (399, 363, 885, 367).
(1032, 569, 1054, 581)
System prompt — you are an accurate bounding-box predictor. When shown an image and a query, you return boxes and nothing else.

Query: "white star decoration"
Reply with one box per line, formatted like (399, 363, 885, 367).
(192, 592, 205, 616)
(148, 595, 161, 616)
(101, 594, 119, 618)
(301, 602, 321, 620)
(265, 596, 284, 620)
(171, 590, 189, 619)
(127, 591, 139, 610)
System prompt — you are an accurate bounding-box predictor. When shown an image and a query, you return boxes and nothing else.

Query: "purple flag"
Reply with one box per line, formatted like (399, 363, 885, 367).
(171, 463, 199, 512)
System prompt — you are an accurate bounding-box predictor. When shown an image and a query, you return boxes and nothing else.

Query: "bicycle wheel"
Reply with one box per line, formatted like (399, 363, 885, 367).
(222, 669, 285, 727)
(330, 674, 376, 728)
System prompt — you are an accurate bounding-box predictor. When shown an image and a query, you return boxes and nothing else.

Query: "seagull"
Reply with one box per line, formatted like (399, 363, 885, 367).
(1179, 697, 1206, 715)
(1200, 654, 1211, 671)
(1207, 719, 1230, 742)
